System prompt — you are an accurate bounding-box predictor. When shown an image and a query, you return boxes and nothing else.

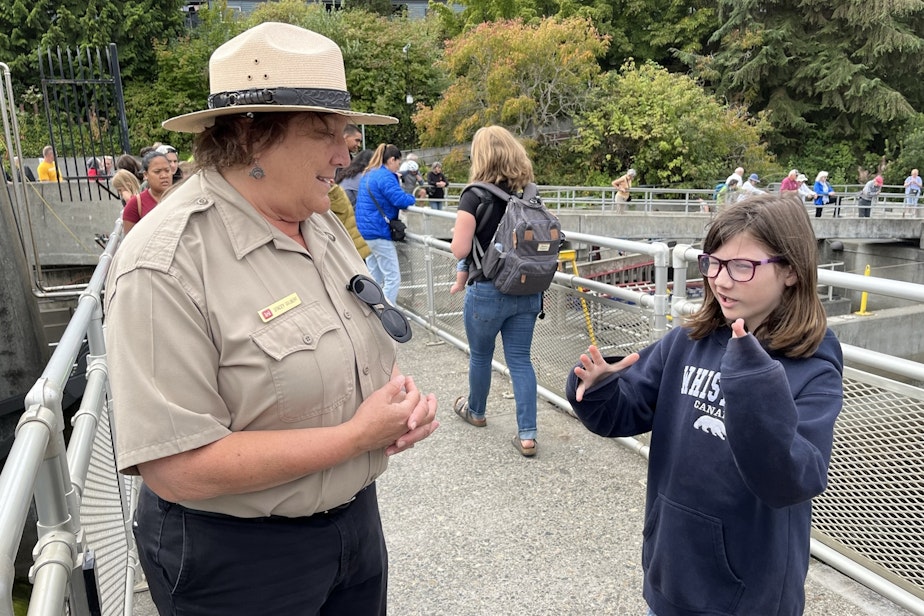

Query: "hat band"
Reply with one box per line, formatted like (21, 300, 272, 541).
(208, 87, 351, 111)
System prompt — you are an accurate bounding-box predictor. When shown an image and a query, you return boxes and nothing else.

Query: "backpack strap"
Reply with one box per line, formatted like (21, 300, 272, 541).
(460, 182, 514, 280)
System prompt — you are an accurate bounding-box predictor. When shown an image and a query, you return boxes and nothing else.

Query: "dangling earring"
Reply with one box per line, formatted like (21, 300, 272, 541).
(249, 160, 265, 180)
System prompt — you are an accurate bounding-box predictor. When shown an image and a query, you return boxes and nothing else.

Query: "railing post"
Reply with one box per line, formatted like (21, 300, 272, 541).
(650, 242, 671, 339)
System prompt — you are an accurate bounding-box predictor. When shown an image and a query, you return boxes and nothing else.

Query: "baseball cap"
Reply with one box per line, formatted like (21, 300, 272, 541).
(156, 144, 178, 155)
(874, 176, 883, 185)
(749, 173, 760, 183)
(796, 174, 807, 182)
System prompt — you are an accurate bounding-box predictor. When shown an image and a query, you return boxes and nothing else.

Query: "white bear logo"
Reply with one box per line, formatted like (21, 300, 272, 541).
(693, 416, 726, 440)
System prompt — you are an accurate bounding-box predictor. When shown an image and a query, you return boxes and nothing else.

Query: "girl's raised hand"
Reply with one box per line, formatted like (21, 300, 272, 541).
(730, 318, 748, 339)
(573, 346, 640, 402)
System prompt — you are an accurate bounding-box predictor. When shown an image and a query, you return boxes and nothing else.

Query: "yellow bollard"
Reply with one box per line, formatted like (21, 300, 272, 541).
(559, 250, 597, 346)
(854, 264, 873, 316)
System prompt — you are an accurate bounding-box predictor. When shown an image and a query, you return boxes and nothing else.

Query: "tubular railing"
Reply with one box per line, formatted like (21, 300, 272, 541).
(0, 220, 132, 616)
(434, 182, 922, 216)
(2, 208, 923, 616)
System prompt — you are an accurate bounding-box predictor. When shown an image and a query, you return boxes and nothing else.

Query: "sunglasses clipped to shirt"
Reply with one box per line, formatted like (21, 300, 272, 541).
(347, 275, 412, 343)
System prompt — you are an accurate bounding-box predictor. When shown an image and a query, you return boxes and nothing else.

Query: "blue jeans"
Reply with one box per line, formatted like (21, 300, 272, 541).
(365, 238, 401, 305)
(463, 281, 541, 439)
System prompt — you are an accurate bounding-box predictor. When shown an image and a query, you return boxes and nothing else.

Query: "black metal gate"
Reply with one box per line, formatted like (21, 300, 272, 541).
(38, 43, 130, 202)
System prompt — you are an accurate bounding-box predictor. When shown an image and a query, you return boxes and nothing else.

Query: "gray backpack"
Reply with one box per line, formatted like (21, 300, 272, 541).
(463, 182, 563, 295)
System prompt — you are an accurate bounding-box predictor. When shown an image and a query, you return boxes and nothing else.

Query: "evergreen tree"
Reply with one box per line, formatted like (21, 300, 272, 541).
(0, 0, 184, 94)
(695, 0, 924, 159)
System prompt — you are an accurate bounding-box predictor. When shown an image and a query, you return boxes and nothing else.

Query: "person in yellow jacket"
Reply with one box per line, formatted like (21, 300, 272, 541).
(329, 183, 370, 259)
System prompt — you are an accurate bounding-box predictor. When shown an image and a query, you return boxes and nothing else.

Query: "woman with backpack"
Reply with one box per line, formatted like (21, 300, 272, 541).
(450, 126, 543, 457)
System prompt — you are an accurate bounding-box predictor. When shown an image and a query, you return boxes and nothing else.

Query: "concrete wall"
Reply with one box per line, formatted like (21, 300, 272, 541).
(0, 192, 46, 404)
(828, 305, 924, 361)
(1, 180, 123, 268)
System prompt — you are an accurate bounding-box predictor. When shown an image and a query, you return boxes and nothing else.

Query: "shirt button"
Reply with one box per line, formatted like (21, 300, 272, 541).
(344, 311, 352, 319)
(362, 366, 370, 375)
(195, 198, 209, 205)
(303, 335, 312, 344)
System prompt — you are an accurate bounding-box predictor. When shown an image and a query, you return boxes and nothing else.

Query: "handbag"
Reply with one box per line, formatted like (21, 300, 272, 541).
(367, 187, 406, 242)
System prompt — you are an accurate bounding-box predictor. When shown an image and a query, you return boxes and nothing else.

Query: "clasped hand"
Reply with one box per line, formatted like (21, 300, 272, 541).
(353, 373, 439, 456)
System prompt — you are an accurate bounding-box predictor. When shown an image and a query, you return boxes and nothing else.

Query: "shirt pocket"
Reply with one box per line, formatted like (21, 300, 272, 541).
(250, 302, 354, 423)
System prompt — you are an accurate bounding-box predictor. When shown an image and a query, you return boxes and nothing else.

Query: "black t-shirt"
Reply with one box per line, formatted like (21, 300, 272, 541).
(457, 182, 512, 281)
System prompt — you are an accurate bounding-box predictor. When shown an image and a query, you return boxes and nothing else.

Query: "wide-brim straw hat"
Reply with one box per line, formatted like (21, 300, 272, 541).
(163, 22, 397, 133)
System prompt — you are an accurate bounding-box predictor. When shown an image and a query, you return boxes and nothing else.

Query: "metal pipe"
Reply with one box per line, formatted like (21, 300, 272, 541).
(26, 533, 74, 616)
(66, 359, 108, 502)
(819, 268, 924, 302)
(810, 539, 924, 616)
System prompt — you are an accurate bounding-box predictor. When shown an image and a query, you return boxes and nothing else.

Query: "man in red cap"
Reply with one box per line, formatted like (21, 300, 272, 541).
(857, 174, 883, 218)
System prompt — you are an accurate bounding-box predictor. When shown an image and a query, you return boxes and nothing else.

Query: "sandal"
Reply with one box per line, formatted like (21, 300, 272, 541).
(512, 436, 537, 457)
(453, 396, 486, 427)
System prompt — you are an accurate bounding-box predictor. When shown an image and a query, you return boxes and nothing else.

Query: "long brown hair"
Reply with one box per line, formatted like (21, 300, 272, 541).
(684, 193, 827, 358)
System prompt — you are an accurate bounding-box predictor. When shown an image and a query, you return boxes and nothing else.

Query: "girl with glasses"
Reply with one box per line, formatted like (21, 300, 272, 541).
(566, 193, 843, 616)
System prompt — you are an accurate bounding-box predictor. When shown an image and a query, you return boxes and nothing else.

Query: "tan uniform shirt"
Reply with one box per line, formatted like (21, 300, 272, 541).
(105, 169, 395, 518)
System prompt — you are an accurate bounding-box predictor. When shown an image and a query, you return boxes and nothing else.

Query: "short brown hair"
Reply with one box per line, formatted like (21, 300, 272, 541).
(193, 112, 336, 170)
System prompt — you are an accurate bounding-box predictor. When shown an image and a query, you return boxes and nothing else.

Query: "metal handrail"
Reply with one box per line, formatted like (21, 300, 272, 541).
(0, 219, 123, 616)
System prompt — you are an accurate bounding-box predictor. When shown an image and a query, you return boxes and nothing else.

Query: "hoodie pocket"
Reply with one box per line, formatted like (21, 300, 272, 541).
(642, 494, 745, 613)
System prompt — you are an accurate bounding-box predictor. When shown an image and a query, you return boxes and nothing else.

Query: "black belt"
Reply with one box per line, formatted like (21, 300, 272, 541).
(174, 485, 369, 523)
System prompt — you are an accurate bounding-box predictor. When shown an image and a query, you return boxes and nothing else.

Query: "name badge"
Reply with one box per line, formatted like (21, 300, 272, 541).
(258, 292, 302, 323)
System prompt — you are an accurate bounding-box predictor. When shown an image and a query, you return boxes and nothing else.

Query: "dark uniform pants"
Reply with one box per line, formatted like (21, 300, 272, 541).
(134, 482, 387, 616)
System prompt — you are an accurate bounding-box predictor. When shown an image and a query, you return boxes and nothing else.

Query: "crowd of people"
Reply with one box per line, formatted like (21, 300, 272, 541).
(696, 166, 922, 218)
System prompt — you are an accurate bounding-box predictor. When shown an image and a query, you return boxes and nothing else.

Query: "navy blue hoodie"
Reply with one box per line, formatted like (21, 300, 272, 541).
(566, 326, 843, 616)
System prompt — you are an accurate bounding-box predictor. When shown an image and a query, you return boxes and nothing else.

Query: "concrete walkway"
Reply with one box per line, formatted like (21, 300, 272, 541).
(134, 323, 913, 615)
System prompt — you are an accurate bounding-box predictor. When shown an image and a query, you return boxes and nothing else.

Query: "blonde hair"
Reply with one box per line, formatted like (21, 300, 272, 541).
(468, 126, 534, 194)
(111, 169, 141, 199)
(685, 193, 827, 358)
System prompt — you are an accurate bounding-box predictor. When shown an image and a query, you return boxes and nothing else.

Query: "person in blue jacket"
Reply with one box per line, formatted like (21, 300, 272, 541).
(567, 193, 843, 616)
(813, 170, 837, 218)
(355, 143, 415, 304)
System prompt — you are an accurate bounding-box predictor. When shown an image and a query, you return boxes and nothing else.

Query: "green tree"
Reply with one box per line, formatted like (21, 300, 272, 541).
(447, 0, 715, 72)
(345, 0, 394, 17)
(693, 0, 924, 160)
(0, 0, 184, 94)
(123, 2, 244, 153)
(245, 2, 447, 148)
(887, 114, 924, 185)
(126, 0, 447, 151)
(413, 17, 608, 146)
(569, 61, 775, 187)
